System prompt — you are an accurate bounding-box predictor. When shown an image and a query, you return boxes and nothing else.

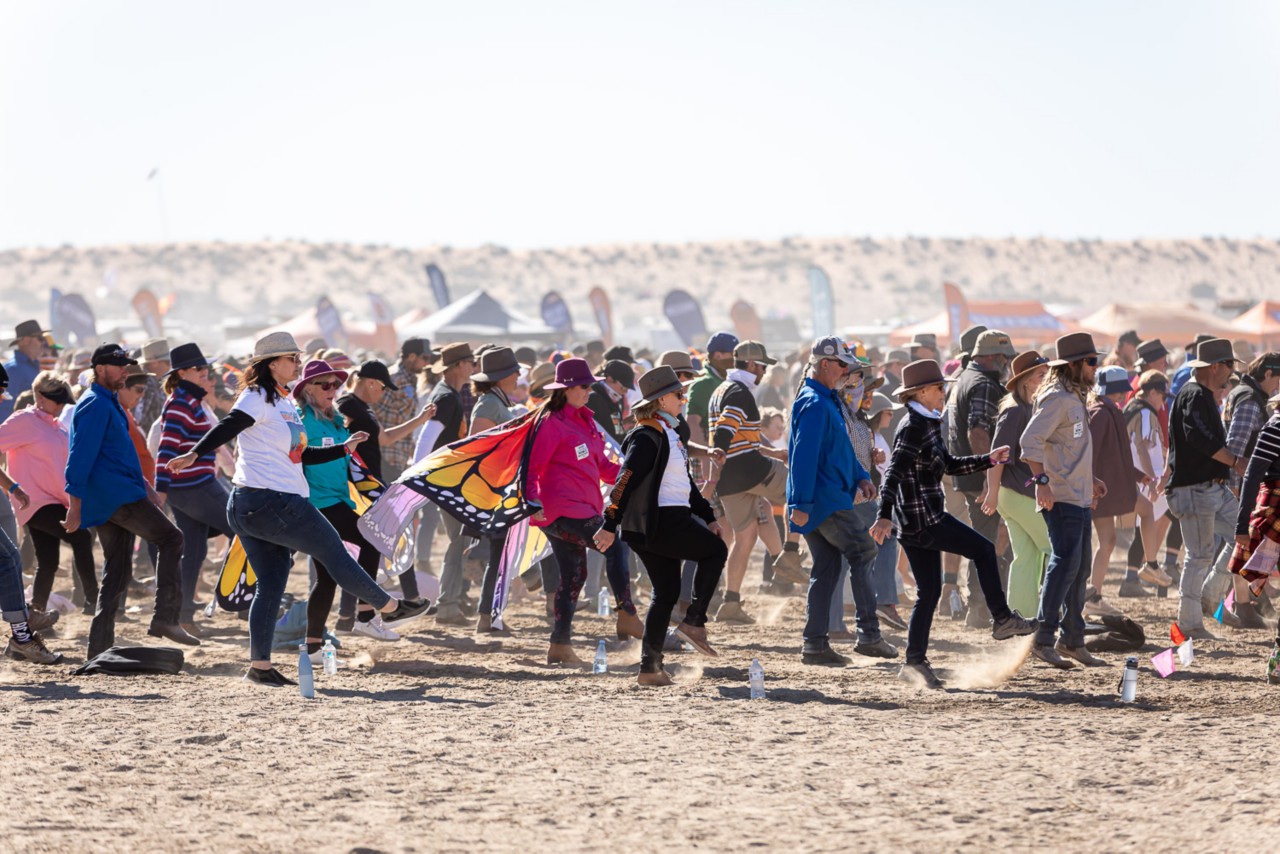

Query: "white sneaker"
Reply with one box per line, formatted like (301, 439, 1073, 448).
(352, 617, 400, 641)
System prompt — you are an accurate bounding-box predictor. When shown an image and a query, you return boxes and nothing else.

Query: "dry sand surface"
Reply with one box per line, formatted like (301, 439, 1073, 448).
(3, 554, 1279, 853)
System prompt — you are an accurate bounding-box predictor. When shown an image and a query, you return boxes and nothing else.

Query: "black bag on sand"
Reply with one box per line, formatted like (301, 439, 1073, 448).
(72, 646, 185, 676)
(1083, 614, 1146, 652)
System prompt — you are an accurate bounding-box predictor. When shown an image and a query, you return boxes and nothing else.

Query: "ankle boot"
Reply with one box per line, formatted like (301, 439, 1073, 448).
(638, 647, 673, 686)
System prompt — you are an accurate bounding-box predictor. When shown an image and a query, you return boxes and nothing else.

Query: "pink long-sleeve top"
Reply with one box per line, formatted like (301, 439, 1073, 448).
(526, 405, 620, 525)
(0, 406, 72, 525)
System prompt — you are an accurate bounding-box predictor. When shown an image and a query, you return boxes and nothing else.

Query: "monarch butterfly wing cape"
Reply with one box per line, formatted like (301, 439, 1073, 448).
(490, 517, 552, 630)
(348, 448, 386, 512)
(358, 411, 541, 560)
(215, 536, 257, 612)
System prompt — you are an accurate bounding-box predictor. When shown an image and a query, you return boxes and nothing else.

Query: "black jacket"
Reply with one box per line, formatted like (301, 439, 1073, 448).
(601, 419, 715, 543)
(586, 382, 625, 443)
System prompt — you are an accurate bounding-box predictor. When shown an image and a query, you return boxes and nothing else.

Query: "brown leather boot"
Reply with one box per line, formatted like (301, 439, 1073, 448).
(638, 647, 673, 686)
(547, 643, 583, 665)
(616, 609, 644, 640)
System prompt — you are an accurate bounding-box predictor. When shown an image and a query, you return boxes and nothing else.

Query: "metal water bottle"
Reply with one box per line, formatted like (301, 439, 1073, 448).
(1119, 655, 1138, 703)
(298, 643, 315, 699)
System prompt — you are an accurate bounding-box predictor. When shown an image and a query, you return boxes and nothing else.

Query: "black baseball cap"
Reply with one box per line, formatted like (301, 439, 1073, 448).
(401, 337, 432, 358)
(91, 343, 138, 367)
(601, 359, 636, 390)
(355, 360, 398, 391)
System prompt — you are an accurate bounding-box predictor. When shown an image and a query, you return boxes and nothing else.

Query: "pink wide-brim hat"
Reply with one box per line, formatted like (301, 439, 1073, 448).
(292, 359, 349, 397)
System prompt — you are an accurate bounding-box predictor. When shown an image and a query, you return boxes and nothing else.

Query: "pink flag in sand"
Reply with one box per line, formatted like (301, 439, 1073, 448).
(1224, 588, 1236, 613)
(1151, 648, 1177, 678)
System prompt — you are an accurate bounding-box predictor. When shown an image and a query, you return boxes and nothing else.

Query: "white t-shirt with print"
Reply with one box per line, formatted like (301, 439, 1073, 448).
(231, 387, 310, 496)
(657, 424, 691, 508)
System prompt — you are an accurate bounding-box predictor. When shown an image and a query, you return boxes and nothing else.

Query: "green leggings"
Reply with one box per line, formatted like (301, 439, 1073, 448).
(997, 487, 1051, 615)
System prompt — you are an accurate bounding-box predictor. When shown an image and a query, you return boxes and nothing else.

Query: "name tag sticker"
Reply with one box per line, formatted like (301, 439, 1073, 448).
(1072, 421, 1084, 439)
(322, 437, 334, 447)
(575, 443, 589, 461)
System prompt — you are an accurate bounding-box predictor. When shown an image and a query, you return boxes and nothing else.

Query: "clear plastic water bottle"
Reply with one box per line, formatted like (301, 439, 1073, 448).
(597, 588, 611, 617)
(593, 639, 608, 674)
(749, 658, 765, 700)
(1119, 655, 1138, 703)
(298, 643, 315, 699)
(321, 639, 338, 676)
(950, 589, 964, 620)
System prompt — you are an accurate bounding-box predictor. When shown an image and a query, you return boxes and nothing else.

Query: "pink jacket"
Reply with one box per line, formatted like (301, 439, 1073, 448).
(0, 407, 71, 525)
(526, 405, 620, 525)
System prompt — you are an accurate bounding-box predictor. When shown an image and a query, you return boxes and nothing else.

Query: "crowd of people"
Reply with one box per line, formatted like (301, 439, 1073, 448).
(3, 314, 1279, 690)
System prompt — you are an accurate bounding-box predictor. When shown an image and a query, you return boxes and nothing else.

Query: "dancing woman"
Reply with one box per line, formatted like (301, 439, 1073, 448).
(168, 333, 429, 686)
(154, 343, 235, 636)
(525, 357, 640, 666)
(0, 371, 98, 616)
(596, 366, 727, 685)
(872, 360, 1037, 688)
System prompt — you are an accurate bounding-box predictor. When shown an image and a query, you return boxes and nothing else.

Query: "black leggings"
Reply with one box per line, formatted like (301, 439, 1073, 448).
(26, 503, 98, 610)
(899, 513, 1011, 664)
(629, 507, 727, 655)
(308, 502, 381, 638)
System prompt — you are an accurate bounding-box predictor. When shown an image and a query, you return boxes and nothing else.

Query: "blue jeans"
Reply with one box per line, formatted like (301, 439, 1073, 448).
(228, 487, 392, 661)
(0, 524, 28, 624)
(1035, 503, 1092, 648)
(873, 526, 900, 606)
(828, 502, 886, 631)
(1167, 482, 1238, 630)
(167, 480, 233, 622)
(803, 507, 880, 645)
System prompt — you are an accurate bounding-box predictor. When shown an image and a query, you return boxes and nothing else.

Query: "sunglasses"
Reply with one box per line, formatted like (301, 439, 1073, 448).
(312, 380, 341, 391)
(1083, 356, 1099, 367)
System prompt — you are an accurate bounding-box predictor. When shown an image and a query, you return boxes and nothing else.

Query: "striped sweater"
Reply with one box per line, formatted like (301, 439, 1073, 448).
(155, 380, 218, 492)
(709, 376, 772, 495)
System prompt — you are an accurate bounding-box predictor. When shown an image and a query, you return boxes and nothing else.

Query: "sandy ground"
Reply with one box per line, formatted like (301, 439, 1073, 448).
(3, 548, 1280, 853)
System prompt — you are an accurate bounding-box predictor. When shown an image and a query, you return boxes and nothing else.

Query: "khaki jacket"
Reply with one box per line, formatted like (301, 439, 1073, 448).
(1020, 386, 1094, 508)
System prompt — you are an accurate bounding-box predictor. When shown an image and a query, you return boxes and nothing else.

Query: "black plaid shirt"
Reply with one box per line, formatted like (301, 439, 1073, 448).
(879, 406, 992, 538)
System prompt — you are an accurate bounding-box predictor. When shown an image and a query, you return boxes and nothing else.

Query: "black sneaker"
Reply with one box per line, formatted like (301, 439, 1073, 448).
(243, 666, 296, 687)
(381, 597, 432, 630)
(335, 616, 355, 633)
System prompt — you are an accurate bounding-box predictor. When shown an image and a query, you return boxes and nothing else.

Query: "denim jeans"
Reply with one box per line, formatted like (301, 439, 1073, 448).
(899, 512, 1012, 663)
(1167, 482, 1238, 630)
(0, 497, 18, 554)
(228, 486, 392, 661)
(90, 498, 185, 658)
(0, 524, 28, 624)
(1035, 503, 1092, 648)
(872, 512, 900, 606)
(827, 502, 886, 633)
(167, 480, 233, 622)
(803, 507, 881, 645)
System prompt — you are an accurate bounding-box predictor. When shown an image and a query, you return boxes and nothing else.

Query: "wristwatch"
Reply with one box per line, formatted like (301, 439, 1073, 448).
(1032, 473, 1050, 486)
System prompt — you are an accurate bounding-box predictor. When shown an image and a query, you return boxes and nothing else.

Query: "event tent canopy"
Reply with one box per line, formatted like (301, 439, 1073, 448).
(1230, 301, 1280, 348)
(399, 289, 558, 343)
(1078, 302, 1238, 348)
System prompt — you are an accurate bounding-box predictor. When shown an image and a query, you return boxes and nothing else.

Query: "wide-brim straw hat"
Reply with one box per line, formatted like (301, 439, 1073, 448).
(252, 331, 302, 361)
(894, 359, 956, 403)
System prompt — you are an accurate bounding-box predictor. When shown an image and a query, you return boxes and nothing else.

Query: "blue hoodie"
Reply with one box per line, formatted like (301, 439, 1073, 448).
(786, 377, 870, 534)
(65, 382, 148, 528)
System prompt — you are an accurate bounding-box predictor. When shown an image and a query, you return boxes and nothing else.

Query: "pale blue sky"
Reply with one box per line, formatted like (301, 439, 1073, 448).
(2, 0, 1277, 250)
